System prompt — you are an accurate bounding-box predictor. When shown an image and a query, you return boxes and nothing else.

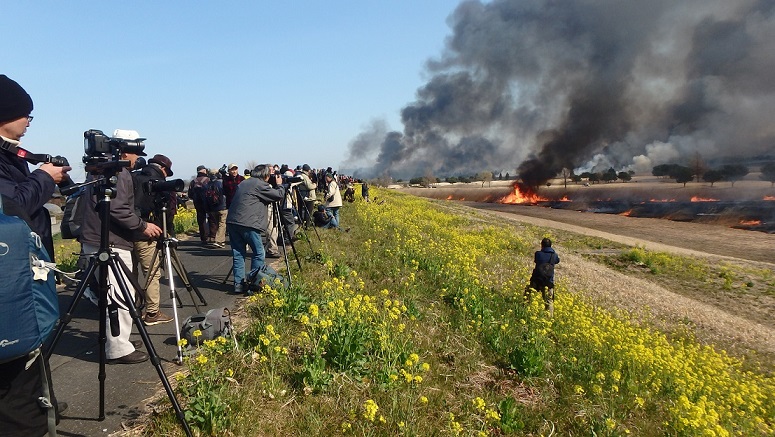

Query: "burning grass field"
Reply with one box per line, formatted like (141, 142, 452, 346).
(143, 187, 775, 436)
(402, 175, 775, 233)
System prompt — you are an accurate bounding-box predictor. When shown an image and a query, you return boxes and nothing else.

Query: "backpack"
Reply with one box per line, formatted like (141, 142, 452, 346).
(204, 181, 221, 210)
(532, 253, 558, 289)
(246, 264, 288, 293)
(180, 307, 233, 346)
(0, 201, 59, 363)
(60, 188, 85, 239)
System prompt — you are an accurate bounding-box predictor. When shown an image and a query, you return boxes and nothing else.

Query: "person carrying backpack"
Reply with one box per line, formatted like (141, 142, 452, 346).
(0, 74, 72, 436)
(205, 169, 227, 248)
(525, 237, 560, 316)
(187, 165, 211, 245)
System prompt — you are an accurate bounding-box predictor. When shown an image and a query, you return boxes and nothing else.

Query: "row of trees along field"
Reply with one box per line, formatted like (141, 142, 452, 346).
(399, 161, 775, 189)
(652, 162, 775, 187)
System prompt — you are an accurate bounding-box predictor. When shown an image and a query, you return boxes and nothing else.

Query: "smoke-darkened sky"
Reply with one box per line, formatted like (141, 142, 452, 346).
(345, 0, 775, 182)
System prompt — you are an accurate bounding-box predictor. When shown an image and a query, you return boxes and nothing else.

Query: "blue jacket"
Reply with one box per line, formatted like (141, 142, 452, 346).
(533, 247, 559, 284)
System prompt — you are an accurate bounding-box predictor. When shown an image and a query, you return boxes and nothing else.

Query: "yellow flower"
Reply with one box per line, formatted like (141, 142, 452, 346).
(472, 397, 486, 411)
(362, 399, 379, 422)
(421, 362, 430, 372)
(419, 395, 429, 404)
(177, 338, 188, 347)
(196, 354, 208, 364)
(192, 329, 202, 338)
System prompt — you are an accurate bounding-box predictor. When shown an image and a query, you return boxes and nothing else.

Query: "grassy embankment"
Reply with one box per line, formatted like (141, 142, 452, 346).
(113, 191, 773, 436)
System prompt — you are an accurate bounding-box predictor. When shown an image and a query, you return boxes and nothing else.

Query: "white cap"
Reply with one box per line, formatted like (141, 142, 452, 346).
(112, 129, 141, 140)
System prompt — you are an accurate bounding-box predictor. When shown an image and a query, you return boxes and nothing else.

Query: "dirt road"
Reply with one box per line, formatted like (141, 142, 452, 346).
(465, 201, 775, 265)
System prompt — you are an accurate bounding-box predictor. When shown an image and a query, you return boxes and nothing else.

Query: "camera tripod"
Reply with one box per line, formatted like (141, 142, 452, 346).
(222, 193, 302, 289)
(44, 167, 192, 437)
(141, 203, 207, 363)
(292, 184, 322, 244)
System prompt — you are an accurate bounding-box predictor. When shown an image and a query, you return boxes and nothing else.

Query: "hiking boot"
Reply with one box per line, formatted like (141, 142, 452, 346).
(107, 350, 149, 365)
(131, 339, 144, 349)
(144, 311, 173, 326)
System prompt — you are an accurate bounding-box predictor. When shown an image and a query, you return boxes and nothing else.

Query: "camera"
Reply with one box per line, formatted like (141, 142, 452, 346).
(273, 170, 302, 184)
(83, 129, 145, 164)
(143, 178, 185, 194)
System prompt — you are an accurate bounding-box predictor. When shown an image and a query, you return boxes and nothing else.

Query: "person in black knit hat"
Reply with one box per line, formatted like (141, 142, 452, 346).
(0, 74, 71, 436)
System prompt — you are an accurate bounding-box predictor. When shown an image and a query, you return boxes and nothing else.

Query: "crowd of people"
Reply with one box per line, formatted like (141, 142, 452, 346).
(0, 73, 378, 436)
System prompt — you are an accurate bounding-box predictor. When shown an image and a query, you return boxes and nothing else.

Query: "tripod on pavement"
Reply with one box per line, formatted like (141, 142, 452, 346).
(141, 201, 207, 363)
(44, 164, 193, 437)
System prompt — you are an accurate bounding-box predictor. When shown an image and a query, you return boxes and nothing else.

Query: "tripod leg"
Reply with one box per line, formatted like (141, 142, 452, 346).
(221, 265, 233, 285)
(142, 246, 162, 293)
(44, 257, 98, 360)
(169, 246, 206, 310)
(274, 204, 294, 287)
(109, 254, 193, 437)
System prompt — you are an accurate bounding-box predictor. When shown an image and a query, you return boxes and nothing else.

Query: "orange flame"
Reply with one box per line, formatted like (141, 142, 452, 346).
(764, 196, 775, 201)
(690, 196, 719, 202)
(620, 210, 633, 216)
(558, 196, 571, 202)
(498, 186, 548, 204)
(446, 195, 453, 200)
(739, 219, 761, 226)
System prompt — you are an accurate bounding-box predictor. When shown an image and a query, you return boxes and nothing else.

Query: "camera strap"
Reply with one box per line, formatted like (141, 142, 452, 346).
(0, 136, 57, 165)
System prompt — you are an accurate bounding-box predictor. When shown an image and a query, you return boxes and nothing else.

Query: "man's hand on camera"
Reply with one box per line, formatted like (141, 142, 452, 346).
(143, 222, 162, 239)
(40, 162, 72, 184)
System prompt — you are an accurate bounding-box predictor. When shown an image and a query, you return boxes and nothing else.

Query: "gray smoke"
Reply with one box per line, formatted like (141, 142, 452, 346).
(345, 0, 775, 183)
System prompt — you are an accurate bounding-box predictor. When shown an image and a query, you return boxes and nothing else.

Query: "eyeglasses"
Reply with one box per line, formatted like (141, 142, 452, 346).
(26, 115, 34, 123)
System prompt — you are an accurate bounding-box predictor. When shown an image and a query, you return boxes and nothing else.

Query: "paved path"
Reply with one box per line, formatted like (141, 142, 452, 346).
(48, 236, 285, 436)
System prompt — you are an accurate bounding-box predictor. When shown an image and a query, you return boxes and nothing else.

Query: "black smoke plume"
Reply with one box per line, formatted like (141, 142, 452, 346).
(345, 0, 775, 184)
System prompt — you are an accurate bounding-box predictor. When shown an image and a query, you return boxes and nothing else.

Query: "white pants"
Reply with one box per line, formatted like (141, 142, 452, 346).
(81, 244, 137, 359)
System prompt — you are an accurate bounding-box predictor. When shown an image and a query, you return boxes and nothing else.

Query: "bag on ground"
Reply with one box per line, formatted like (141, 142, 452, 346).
(180, 307, 232, 345)
(246, 264, 288, 292)
(0, 204, 59, 363)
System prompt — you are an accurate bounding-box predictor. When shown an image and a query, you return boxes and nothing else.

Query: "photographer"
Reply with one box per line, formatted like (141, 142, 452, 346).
(79, 131, 162, 364)
(222, 163, 244, 208)
(131, 154, 175, 326)
(296, 164, 317, 227)
(0, 74, 70, 437)
(225, 164, 286, 295)
(323, 172, 342, 229)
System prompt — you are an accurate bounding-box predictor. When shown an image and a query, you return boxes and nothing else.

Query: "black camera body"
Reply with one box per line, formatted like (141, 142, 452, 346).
(143, 178, 185, 195)
(83, 129, 145, 164)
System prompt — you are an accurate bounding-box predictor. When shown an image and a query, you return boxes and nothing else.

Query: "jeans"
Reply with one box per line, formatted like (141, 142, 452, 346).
(326, 206, 340, 228)
(227, 223, 265, 292)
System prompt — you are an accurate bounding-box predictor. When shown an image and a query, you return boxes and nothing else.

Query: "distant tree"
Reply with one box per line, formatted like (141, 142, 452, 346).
(580, 171, 593, 180)
(409, 177, 423, 185)
(720, 164, 749, 187)
(759, 162, 775, 187)
(602, 167, 618, 183)
(571, 173, 582, 184)
(560, 168, 573, 188)
(504, 172, 510, 180)
(689, 151, 707, 182)
(703, 169, 723, 187)
(617, 171, 632, 182)
(497, 172, 503, 180)
(458, 176, 471, 184)
(478, 171, 493, 187)
(446, 176, 459, 184)
(652, 164, 672, 177)
(588, 172, 601, 184)
(675, 166, 694, 187)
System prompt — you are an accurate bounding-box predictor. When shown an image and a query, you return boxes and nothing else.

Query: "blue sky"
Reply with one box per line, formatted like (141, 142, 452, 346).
(5, 1, 460, 181)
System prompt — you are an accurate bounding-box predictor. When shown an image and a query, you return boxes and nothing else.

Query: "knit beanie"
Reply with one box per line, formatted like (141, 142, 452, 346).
(0, 75, 33, 122)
